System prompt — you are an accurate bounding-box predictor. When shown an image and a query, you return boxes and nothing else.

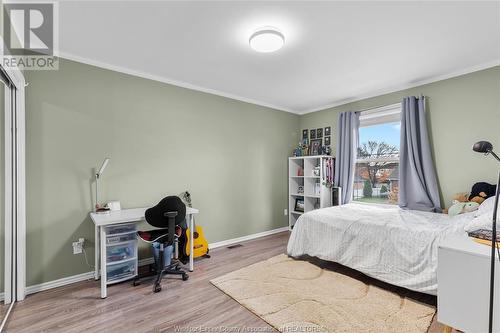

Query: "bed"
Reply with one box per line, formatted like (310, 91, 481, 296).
(287, 202, 477, 295)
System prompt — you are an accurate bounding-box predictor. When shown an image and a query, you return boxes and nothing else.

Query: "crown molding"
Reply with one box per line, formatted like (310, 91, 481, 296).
(298, 59, 500, 115)
(57, 52, 299, 114)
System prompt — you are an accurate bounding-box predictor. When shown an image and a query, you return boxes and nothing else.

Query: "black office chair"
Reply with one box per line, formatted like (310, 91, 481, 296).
(134, 196, 189, 293)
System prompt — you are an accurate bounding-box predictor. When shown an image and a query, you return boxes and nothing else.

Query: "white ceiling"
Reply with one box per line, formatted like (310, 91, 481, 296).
(58, 1, 500, 114)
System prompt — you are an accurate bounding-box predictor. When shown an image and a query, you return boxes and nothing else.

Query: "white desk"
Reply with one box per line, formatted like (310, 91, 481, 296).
(438, 235, 500, 333)
(90, 206, 199, 299)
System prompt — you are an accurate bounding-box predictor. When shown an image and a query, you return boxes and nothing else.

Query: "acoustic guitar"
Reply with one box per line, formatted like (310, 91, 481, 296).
(182, 191, 210, 258)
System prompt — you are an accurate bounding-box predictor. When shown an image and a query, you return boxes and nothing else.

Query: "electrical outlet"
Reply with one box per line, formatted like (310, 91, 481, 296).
(284, 208, 288, 216)
(72, 238, 85, 254)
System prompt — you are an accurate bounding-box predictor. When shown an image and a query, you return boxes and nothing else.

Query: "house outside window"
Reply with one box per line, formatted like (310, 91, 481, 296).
(353, 103, 401, 204)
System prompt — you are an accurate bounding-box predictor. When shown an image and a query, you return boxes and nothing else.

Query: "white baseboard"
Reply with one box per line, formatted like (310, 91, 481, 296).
(25, 271, 94, 295)
(209, 226, 289, 249)
(22, 226, 289, 297)
(138, 226, 289, 265)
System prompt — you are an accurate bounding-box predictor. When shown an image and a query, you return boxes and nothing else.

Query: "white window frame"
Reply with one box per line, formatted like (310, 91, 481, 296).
(354, 103, 401, 203)
(359, 102, 402, 127)
(2, 63, 26, 307)
(357, 102, 402, 162)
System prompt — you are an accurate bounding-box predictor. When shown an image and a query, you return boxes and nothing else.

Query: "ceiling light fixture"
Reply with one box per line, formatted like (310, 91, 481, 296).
(249, 27, 285, 53)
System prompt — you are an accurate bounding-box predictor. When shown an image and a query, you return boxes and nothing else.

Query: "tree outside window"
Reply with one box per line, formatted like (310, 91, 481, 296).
(353, 122, 400, 204)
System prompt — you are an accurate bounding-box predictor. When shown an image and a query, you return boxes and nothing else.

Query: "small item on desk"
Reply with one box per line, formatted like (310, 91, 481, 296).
(107, 201, 121, 211)
(95, 203, 110, 214)
(94, 157, 111, 214)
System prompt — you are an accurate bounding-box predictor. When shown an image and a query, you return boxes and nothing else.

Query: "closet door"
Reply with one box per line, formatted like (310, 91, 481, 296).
(0, 74, 5, 310)
(1, 65, 26, 311)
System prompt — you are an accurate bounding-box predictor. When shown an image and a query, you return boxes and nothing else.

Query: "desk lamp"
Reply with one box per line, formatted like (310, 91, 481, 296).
(472, 141, 500, 333)
(95, 158, 110, 212)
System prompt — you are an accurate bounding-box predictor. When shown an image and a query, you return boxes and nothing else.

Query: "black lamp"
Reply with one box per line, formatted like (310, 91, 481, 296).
(472, 140, 500, 333)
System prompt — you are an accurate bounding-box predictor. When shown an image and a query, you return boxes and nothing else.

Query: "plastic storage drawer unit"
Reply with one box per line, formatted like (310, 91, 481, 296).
(106, 232, 136, 245)
(107, 260, 137, 284)
(107, 242, 136, 262)
(105, 224, 136, 235)
(106, 223, 137, 245)
(104, 223, 138, 284)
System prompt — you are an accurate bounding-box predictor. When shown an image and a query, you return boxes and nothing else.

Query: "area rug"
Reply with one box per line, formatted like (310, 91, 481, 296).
(210, 255, 435, 333)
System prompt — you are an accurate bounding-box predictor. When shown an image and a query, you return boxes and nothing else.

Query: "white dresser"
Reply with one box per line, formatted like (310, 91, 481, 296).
(438, 235, 500, 332)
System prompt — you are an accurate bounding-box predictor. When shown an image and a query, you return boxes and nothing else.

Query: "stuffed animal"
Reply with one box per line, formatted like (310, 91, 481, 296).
(443, 192, 468, 214)
(470, 193, 488, 205)
(446, 183, 497, 215)
(448, 201, 479, 216)
(468, 182, 497, 204)
(452, 193, 469, 204)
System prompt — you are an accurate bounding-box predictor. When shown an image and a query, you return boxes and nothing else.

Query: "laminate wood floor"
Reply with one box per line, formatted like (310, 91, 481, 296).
(2, 231, 449, 333)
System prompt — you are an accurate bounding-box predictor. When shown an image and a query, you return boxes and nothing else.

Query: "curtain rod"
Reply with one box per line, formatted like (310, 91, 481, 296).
(355, 102, 402, 114)
(354, 95, 426, 114)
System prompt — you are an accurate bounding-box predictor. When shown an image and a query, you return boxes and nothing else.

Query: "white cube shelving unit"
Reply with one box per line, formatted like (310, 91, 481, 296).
(288, 156, 334, 229)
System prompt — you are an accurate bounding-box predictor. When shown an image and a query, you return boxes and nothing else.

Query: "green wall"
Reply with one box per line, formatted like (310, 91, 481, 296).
(299, 66, 500, 207)
(20, 59, 500, 287)
(24, 58, 299, 286)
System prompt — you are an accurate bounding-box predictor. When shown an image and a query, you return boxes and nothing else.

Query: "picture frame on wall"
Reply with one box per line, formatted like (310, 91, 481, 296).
(325, 136, 331, 145)
(310, 129, 316, 139)
(311, 138, 322, 155)
(316, 128, 323, 138)
(325, 126, 331, 136)
(295, 198, 305, 212)
(302, 129, 308, 139)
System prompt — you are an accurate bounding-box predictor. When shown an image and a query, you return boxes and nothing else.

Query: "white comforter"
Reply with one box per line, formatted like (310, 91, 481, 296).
(287, 203, 475, 295)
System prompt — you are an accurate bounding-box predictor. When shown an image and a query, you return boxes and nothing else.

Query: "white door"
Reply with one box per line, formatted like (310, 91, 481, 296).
(1, 73, 5, 315)
(1, 65, 26, 330)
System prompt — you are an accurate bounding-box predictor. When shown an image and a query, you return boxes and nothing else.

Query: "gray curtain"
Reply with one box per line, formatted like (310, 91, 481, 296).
(335, 111, 360, 204)
(399, 96, 441, 212)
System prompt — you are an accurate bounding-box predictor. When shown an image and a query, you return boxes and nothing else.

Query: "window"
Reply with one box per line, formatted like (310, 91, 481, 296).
(353, 103, 401, 205)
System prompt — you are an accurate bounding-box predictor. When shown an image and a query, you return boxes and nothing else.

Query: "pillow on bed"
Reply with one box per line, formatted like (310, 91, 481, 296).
(465, 213, 496, 232)
(477, 196, 498, 216)
(464, 197, 499, 232)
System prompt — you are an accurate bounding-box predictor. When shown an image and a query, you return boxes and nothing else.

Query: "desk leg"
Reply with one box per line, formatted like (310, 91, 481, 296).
(100, 226, 107, 299)
(189, 214, 194, 272)
(94, 225, 99, 280)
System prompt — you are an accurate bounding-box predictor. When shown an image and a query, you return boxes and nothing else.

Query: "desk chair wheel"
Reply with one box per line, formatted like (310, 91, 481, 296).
(182, 273, 189, 281)
(153, 283, 162, 293)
